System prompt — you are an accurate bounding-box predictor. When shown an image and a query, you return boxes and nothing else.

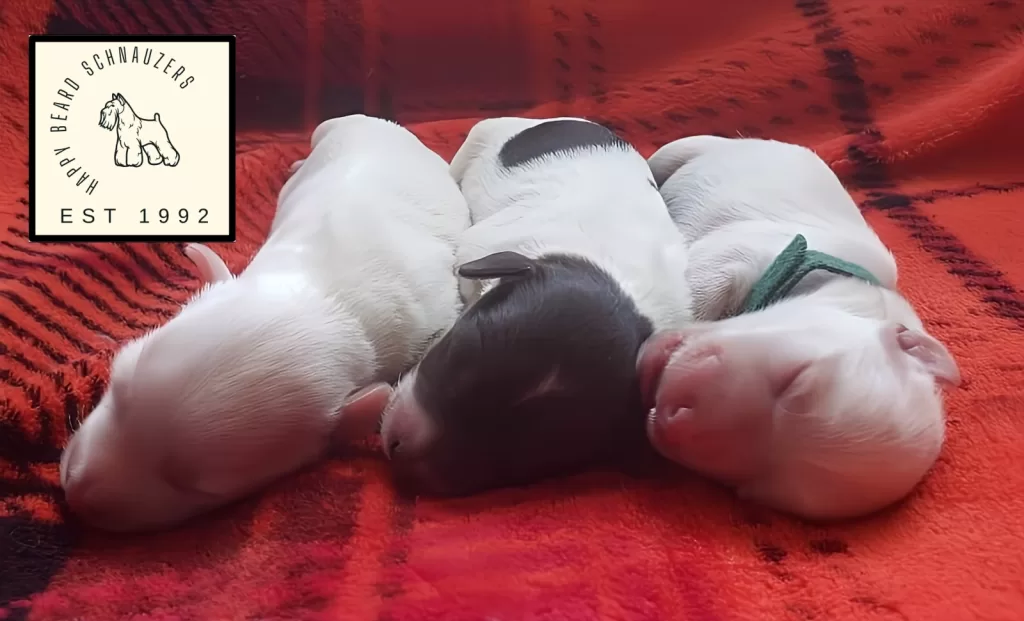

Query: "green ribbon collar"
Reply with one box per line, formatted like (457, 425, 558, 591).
(740, 234, 881, 315)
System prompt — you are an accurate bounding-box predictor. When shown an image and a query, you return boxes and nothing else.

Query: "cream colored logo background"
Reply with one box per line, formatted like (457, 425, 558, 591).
(33, 40, 230, 237)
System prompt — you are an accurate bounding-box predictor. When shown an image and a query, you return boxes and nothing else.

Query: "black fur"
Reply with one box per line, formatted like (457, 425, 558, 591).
(498, 119, 631, 169)
(392, 253, 655, 496)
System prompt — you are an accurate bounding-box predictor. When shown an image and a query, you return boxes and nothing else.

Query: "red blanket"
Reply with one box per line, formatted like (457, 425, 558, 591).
(3, 1, 1024, 619)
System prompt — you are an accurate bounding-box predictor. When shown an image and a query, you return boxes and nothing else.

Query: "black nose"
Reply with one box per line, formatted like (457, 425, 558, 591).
(386, 438, 401, 459)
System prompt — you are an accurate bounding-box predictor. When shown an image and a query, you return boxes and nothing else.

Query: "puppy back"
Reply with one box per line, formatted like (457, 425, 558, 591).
(497, 119, 631, 168)
(450, 116, 593, 184)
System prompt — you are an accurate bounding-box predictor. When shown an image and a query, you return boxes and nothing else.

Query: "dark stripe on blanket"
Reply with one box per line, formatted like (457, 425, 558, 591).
(0, 517, 73, 621)
(0, 241, 176, 320)
(797, 0, 1024, 329)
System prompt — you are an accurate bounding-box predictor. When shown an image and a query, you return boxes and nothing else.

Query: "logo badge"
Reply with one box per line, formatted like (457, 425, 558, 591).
(29, 35, 235, 242)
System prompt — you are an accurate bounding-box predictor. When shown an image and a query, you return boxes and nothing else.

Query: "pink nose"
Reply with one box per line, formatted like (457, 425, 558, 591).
(380, 403, 435, 461)
(382, 421, 428, 460)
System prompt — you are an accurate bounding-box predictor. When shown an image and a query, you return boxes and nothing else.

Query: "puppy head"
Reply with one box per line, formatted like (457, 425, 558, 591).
(379, 251, 654, 496)
(59, 341, 227, 533)
(637, 290, 960, 520)
(60, 244, 378, 532)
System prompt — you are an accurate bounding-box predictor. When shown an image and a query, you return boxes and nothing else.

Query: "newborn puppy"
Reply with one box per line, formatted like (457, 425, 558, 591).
(60, 114, 470, 532)
(379, 117, 693, 496)
(638, 135, 961, 520)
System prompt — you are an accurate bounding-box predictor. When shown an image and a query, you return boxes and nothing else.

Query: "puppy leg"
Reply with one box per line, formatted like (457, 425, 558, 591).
(686, 243, 768, 320)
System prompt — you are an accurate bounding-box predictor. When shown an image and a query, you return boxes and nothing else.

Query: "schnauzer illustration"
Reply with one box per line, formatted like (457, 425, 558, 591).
(98, 93, 180, 168)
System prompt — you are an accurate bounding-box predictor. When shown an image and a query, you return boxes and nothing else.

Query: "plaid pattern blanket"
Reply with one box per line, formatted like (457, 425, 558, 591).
(2, 0, 1024, 619)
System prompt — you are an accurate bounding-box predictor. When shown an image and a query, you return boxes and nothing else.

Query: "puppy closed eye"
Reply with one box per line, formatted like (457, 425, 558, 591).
(512, 368, 564, 406)
(774, 361, 821, 417)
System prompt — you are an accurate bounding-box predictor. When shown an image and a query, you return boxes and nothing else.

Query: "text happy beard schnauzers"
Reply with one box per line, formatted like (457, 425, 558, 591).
(48, 45, 197, 199)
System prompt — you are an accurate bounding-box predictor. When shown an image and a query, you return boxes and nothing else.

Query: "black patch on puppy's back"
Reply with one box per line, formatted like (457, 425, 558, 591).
(498, 119, 631, 168)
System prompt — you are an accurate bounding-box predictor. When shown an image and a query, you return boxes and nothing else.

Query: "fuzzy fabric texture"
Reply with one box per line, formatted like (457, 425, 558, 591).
(3, 1, 1024, 620)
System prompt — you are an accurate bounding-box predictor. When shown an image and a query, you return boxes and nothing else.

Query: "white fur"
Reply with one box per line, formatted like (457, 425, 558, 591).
(60, 114, 470, 532)
(449, 116, 693, 327)
(642, 136, 961, 520)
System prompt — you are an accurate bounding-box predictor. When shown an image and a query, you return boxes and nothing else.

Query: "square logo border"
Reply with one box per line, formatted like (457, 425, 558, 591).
(28, 34, 237, 243)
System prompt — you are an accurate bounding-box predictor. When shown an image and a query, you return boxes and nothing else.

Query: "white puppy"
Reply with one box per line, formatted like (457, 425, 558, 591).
(637, 135, 961, 520)
(60, 114, 470, 532)
(378, 117, 694, 496)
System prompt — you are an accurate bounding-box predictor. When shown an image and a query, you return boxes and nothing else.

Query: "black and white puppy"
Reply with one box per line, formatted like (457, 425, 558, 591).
(377, 117, 694, 496)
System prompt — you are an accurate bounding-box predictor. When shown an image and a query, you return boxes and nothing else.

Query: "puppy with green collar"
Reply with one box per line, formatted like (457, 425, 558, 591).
(639, 135, 960, 521)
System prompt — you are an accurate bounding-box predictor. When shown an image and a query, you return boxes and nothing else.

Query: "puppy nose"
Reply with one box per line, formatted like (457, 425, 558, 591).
(382, 428, 426, 461)
(379, 397, 436, 461)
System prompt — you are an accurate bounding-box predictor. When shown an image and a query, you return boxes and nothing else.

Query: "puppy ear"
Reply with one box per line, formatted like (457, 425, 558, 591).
(457, 251, 535, 281)
(184, 243, 233, 284)
(647, 135, 729, 187)
(887, 323, 961, 386)
(335, 382, 393, 441)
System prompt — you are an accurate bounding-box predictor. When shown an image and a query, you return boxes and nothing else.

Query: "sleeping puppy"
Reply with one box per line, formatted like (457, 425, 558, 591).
(59, 114, 470, 532)
(378, 117, 694, 496)
(637, 135, 961, 520)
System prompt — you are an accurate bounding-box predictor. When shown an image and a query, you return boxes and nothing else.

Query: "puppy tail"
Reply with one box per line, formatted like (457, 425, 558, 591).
(647, 135, 731, 187)
(154, 112, 161, 122)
